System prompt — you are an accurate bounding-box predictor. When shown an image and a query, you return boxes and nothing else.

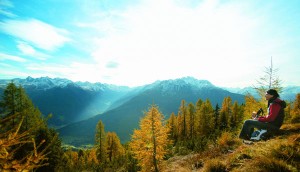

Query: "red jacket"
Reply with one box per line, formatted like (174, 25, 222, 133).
(258, 98, 283, 123)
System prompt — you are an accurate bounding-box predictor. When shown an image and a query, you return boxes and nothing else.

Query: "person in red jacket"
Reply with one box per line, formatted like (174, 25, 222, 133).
(239, 89, 286, 140)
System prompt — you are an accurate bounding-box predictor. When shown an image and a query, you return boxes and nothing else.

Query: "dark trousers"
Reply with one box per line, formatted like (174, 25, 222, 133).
(239, 119, 278, 140)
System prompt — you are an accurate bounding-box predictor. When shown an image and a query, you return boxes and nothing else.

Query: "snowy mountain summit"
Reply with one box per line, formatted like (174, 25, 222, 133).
(0, 76, 130, 92)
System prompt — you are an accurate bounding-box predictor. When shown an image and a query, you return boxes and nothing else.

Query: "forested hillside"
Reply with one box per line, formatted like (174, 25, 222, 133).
(1, 81, 300, 171)
(0, 77, 132, 127)
(58, 77, 245, 146)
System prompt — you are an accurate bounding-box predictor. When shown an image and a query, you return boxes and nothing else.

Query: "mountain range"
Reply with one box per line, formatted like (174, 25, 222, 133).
(0, 76, 131, 127)
(0, 76, 299, 146)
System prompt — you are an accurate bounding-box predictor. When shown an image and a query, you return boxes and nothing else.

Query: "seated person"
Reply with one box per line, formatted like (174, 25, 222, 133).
(239, 89, 286, 140)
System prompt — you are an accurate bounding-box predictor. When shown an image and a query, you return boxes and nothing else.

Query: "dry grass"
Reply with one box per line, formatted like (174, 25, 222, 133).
(201, 158, 227, 172)
(161, 154, 202, 172)
(162, 123, 300, 172)
(217, 131, 241, 153)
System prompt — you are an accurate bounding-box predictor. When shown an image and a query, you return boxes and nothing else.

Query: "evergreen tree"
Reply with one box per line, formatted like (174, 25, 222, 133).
(214, 104, 220, 128)
(130, 105, 170, 172)
(0, 83, 45, 132)
(1, 82, 18, 113)
(1, 82, 18, 127)
(35, 128, 64, 172)
(0, 83, 63, 171)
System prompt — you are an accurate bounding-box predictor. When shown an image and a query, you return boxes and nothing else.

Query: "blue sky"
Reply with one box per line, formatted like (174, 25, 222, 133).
(0, 0, 299, 87)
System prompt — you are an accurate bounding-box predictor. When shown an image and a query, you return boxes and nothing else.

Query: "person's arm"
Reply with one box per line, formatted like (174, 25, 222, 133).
(258, 103, 281, 122)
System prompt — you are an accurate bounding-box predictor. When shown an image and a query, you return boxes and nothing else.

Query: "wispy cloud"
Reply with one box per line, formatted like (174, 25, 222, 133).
(0, 0, 16, 17)
(17, 41, 50, 60)
(17, 42, 36, 55)
(0, 53, 26, 62)
(0, 19, 70, 51)
(0, 9, 16, 17)
(0, 0, 13, 8)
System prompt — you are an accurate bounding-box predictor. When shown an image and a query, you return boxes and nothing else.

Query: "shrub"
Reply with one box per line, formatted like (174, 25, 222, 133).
(217, 132, 239, 152)
(253, 156, 293, 172)
(202, 158, 227, 172)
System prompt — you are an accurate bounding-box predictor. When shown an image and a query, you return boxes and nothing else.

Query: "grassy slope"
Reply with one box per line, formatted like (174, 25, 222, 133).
(162, 123, 300, 172)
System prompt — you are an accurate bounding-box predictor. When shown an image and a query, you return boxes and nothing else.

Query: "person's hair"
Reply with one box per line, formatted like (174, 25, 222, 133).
(266, 89, 279, 98)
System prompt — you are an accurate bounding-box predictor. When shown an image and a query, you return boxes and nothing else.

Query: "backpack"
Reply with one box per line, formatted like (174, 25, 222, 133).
(270, 100, 286, 128)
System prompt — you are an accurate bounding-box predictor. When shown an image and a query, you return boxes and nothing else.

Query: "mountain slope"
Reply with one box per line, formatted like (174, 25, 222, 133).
(0, 77, 131, 127)
(161, 123, 300, 171)
(58, 77, 245, 146)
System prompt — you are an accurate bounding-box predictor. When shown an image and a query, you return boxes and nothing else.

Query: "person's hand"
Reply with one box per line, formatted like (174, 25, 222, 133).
(252, 111, 257, 119)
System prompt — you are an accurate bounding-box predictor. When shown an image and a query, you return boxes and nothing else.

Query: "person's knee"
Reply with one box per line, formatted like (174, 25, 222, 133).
(244, 120, 252, 125)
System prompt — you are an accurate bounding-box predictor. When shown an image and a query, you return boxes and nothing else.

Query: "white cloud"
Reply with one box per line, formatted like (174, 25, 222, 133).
(2, 0, 298, 87)
(87, 0, 263, 86)
(17, 41, 50, 60)
(0, 19, 70, 51)
(0, 53, 26, 62)
(17, 42, 36, 55)
(26, 62, 107, 83)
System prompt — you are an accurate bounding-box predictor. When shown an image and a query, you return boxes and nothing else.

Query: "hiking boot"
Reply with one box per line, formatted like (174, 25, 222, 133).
(250, 129, 267, 141)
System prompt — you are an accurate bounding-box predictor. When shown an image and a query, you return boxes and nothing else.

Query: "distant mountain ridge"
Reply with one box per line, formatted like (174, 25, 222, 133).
(57, 77, 246, 146)
(0, 76, 132, 126)
(0, 76, 130, 91)
(223, 86, 300, 101)
(1, 76, 299, 146)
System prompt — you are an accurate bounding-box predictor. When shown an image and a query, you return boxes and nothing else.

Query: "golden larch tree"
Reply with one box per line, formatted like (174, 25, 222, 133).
(219, 97, 232, 130)
(167, 112, 177, 142)
(95, 120, 107, 164)
(106, 132, 124, 162)
(178, 100, 188, 139)
(197, 99, 214, 136)
(130, 105, 170, 172)
(243, 94, 262, 120)
(230, 101, 240, 128)
(187, 103, 195, 139)
(291, 93, 300, 123)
